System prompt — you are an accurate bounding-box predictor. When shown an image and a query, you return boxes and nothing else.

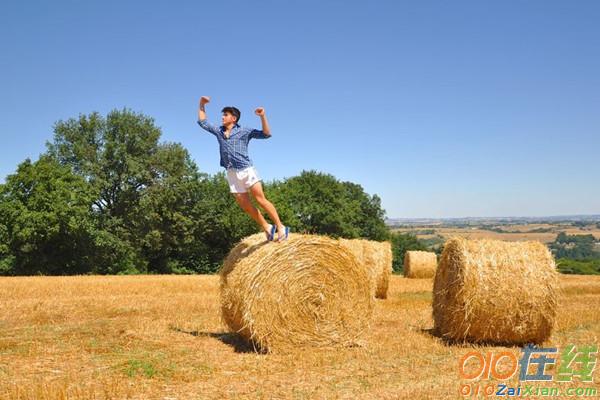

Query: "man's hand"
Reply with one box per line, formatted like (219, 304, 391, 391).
(255, 107, 270, 135)
(200, 96, 211, 107)
(198, 96, 210, 121)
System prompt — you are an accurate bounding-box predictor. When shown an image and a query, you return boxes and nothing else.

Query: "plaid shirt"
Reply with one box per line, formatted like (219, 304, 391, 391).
(197, 119, 270, 170)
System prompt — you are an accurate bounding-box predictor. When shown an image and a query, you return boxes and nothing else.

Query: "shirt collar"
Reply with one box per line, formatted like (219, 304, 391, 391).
(220, 123, 240, 131)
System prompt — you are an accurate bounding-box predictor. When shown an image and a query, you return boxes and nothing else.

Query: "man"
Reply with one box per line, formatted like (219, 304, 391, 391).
(197, 96, 289, 242)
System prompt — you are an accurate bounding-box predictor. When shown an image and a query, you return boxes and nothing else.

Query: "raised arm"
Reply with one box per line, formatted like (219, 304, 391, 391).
(254, 107, 271, 136)
(197, 96, 220, 136)
(198, 96, 210, 121)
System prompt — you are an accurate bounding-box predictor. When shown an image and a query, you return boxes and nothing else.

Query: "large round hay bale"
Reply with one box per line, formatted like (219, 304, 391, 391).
(338, 239, 392, 299)
(404, 251, 437, 279)
(433, 237, 558, 345)
(220, 233, 374, 352)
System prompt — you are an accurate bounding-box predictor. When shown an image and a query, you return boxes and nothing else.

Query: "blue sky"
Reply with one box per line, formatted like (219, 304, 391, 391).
(1, 0, 599, 218)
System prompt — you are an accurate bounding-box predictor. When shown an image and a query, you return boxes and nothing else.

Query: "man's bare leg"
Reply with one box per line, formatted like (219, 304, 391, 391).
(248, 182, 286, 241)
(233, 192, 273, 238)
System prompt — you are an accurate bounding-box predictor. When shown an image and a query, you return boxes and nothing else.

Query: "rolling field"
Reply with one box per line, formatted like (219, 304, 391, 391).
(1, 274, 599, 399)
(393, 224, 600, 243)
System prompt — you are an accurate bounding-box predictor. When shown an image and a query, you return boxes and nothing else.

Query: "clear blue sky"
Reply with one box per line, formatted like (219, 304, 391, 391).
(1, 0, 599, 218)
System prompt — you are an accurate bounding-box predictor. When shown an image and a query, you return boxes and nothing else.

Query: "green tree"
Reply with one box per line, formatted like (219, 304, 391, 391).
(556, 258, 600, 275)
(389, 232, 427, 273)
(556, 232, 569, 243)
(128, 143, 203, 273)
(264, 170, 388, 240)
(550, 232, 597, 260)
(0, 156, 98, 275)
(187, 172, 258, 273)
(3, 109, 392, 275)
(47, 109, 162, 224)
(0, 213, 13, 275)
(340, 181, 389, 240)
(46, 109, 208, 273)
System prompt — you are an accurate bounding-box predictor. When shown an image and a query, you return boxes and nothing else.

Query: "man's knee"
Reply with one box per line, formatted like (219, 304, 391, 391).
(233, 193, 246, 203)
(233, 193, 252, 210)
(254, 194, 270, 207)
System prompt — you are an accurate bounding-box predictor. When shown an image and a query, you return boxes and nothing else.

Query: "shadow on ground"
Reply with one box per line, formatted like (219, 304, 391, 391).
(419, 327, 534, 348)
(170, 326, 266, 354)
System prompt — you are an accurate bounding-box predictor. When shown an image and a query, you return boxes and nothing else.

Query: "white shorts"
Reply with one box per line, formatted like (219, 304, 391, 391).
(226, 166, 261, 193)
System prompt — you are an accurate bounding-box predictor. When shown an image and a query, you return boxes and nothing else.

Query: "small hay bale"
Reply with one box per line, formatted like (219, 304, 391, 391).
(432, 237, 558, 345)
(220, 233, 374, 352)
(404, 251, 437, 279)
(339, 239, 392, 299)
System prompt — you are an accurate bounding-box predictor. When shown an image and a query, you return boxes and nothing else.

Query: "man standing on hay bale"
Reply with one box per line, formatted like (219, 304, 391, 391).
(197, 96, 289, 242)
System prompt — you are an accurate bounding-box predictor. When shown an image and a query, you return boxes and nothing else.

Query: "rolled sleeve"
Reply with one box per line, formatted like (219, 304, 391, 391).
(197, 119, 220, 136)
(249, 128, 271, 140)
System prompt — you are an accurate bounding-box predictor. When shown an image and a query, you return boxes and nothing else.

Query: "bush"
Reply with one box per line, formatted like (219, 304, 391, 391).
(556, 258, 600, 275)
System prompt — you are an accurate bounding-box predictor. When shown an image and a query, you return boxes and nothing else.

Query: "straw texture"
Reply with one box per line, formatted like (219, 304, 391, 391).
(404, 251, 437, 279)
(432, 237, 558, 344)
(339, 239, 392, 299)
(365, 241, 393, 299)
(220, 233, 374, 352)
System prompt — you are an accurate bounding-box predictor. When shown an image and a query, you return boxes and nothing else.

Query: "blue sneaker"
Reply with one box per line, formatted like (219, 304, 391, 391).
(276, 226, 290, 242)
(266, 224, 276, 241)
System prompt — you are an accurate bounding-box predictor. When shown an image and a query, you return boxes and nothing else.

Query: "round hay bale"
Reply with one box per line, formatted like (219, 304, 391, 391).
(432, 237, 558, 345)
(363, 241, 393, 299)
(338, 239, 392, 299)
(220, 233, 374, 352)
(338, 238, 373, 296)
(404, 251, 437, 279)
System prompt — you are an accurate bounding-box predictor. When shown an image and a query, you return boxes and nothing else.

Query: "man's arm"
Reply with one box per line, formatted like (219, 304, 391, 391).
(254, 107, 271, 137)
(198, 96, 210, 121)
(197, 96, 220, 136)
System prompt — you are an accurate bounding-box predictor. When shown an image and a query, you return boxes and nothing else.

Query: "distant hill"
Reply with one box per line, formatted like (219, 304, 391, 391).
(386, 215, 600, 227)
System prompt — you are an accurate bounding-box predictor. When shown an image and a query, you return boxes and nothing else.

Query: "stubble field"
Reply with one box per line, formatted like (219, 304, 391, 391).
(1, 274, 599, 399)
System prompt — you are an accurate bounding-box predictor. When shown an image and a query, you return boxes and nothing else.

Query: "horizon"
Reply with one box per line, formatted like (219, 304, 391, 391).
(386, 214, 600, 221)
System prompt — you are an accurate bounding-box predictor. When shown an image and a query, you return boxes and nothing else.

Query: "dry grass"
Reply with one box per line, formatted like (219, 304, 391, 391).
(562, 228, 600, 239)
(429, 228, 557, 243)
(220, 233, 373, 352)
(1, 274, 599, 399)
(394, 224, 600, 243)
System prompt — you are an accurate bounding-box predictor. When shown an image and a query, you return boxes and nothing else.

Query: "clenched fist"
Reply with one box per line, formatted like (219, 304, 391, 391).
(199, 96, 211, 106)
(254, 107, 265, 116)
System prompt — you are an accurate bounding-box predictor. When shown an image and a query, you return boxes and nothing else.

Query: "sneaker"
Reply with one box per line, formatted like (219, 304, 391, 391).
(276, 226, 290, 242)
(265, 224, 276, 241)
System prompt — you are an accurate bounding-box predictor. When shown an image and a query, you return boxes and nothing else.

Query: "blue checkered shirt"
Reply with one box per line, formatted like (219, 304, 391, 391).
(197, 119, 271, 170)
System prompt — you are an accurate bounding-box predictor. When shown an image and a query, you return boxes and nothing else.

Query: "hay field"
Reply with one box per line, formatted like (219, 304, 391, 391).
(396, 227, 558, 243)
(393, 223, 600, 243)
(1, 274, 599, 399)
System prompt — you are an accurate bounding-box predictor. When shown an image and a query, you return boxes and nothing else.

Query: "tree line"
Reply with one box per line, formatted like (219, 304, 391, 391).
(550, 232, 600, 274)
(0, 109, 398, 276)
(10, 109, 589, 275)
